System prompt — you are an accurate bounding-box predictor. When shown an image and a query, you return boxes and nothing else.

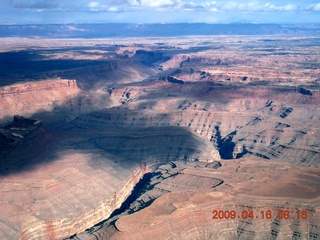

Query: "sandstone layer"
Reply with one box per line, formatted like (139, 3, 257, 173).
(0, 35, 319, 240)
(0, 79, 80, 121)
(73, 159, 320, 240)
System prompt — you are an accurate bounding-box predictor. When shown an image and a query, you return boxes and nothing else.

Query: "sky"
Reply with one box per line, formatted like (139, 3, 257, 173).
(0, 0, 319, 24)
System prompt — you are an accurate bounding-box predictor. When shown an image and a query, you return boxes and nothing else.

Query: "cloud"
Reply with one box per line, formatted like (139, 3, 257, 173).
(12, 0, 59, 9)
(281, 4, 296, 11)
(88, 0, 218, 11)
(86, 0, 320, 14)
(315, 3, 320, 11)
(88, 0, 182, 12)
(89, 0, 174, 8)
(305, 2, 320, 11)
(88, 2, 100, 8)
(88, 1, 118, 12)
(115, 0, 181, 8)
(263, 3, 296, 11)
(178, 1, 216, 11)
(139, 0, 179, 8)
(219, 1, 297, 12)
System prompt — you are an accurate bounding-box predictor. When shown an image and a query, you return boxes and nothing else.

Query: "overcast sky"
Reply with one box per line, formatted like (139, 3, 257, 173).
(0, 0, 319, 24)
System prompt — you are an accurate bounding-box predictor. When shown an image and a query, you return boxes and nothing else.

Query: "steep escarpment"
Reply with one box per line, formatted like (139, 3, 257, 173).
(66, 93, 320, 166)
(0, 114, 220, 239)
(0, 78, 122, 123)
(0, 79, 81, 121)
(21, 79, 316, 239)
(133, 50, 170, 67)
(57, 59, 156, 89)
(0, 36, 319, 240)
(16, 164, 149, 240)
(73, 159, 320, 240)
(0, 121, 153, 240)
(111, 193, 320, 240)
(89, 127, 219, 162)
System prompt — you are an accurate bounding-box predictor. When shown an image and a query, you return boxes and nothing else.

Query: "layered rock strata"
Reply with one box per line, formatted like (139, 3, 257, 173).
(73, 159, 320, 239)
(0, 117, 219, 239)
(0, 79, 81, 121)
(0, 36, 319, 240)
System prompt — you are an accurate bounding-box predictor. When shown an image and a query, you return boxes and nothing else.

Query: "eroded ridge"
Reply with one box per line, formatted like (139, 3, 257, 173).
(72, 160, 320, 240)
(0, 35, 319, 240)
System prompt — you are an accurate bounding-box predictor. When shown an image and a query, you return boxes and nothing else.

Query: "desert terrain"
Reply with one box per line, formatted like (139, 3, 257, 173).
(0, 33, 319, 240)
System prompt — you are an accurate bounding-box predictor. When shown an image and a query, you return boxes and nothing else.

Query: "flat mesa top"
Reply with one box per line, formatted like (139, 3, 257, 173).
(0, 34, 319, 240)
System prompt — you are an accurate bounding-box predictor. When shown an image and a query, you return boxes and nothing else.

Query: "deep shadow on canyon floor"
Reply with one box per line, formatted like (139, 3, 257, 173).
(0, 35, 319, 240)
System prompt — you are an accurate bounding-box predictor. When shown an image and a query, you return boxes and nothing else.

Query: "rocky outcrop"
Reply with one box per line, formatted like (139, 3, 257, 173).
(10, 115, 42, 128)
(0, 79, 78, 96)
(159, 76, 184, 84)
(21, 164, 150, 240)
(0, 145, 153, 240)
(89, 127, 220, 163)
(0, 120, 220, 239)
(298, 87, 313, 96)
(110, 193, 320, 240)
(72, 159, 320, 239)
(0, 35, 319, 240)
(0, 79, 81, 121)
(133, 50, 170, 67)
(161, 54, 189, 69)
(66, 99, 320, 166)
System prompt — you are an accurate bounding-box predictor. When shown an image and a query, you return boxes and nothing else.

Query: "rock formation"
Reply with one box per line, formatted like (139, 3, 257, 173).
(0, 79, 81, 121)
(0, 35, 319, 240)
(73, 159, 320, 240)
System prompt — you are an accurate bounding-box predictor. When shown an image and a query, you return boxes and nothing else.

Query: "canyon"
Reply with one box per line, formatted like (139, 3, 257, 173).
(0, 35, 319, 240)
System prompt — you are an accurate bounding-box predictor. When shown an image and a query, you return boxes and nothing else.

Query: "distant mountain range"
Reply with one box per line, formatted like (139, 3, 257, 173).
(0, 23, 319, 38)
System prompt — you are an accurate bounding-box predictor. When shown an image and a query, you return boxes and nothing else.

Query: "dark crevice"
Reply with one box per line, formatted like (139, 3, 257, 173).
(246, 117, 262, 126)
(79, 172, 157, 237)
(211, 125, 246, 159)
(250, 152, 271, 160)
(235, 146, 248, 158)
(265, 100, 273, 107)
(298, 87, 312, 96)
(279, 107, 293, 118)
(218, 136, 236, 159)
(108, 172, 156, 218)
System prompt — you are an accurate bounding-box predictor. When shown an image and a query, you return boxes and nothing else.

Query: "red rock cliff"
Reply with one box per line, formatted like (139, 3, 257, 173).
(0, 79, 81, 121)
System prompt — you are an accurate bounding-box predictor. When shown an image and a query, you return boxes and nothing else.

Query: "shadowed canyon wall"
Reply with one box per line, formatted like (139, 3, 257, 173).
(0, 36, 319, 240)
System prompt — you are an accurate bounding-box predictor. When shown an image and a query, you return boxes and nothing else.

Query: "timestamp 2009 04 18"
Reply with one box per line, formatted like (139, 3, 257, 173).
(212, 209, 308, 220)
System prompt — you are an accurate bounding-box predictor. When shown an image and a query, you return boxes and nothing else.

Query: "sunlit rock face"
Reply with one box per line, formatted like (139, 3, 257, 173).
(0, 35, 319, 240)
(74, 160, 320, 240)
(0, 79, 81, 121)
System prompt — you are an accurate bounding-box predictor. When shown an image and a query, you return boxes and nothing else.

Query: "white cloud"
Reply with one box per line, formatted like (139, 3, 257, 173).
(88, 1, 102, 11)
(219, 1, 297, 12)
(263, 3, 296, 11)
(109, 6, 118, 12)
(85, 0, 320, 14)
(209, 7, 218, 12)
(282, 4, 296, 11)
(305, 2, 320, 11)
(88, 1, 119, 11)
(180, 1, 219, 11)
(315, 3, 320, 11)
(88, 0, 181, 11)
(88, 2, 100, 8)
(140, 0, 178, 8)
